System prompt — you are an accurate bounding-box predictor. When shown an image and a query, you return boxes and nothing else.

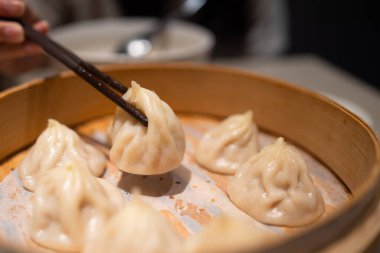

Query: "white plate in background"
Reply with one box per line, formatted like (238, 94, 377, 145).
(50, 18, 215, 64)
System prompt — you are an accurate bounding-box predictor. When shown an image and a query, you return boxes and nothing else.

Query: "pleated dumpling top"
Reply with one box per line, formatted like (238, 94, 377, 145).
(29, 162, 124, 252)
(110, 81, 186, 175)
(195, 111, 259, 174)
(228, 137, 325, 226)
(18, 119, 107, 191)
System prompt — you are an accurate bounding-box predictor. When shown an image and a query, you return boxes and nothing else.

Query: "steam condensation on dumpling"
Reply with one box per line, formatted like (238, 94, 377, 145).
(84, 198, 183, 253)
(195, 111, 259, 174)
(186, 216, 278, 253)
(29, 163, 124, 252)
(18, 119, 107, 191)
(227, 137, 325, 227)
(109, 81, 186, 175)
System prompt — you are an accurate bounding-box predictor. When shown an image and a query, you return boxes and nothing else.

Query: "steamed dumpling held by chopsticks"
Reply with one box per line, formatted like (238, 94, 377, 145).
(110, 81, 186, 175)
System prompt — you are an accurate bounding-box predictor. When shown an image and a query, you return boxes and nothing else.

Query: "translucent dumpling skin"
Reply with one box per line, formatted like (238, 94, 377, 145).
(18, 119, 107, 191)
(84, 198, 183, 253)
(29, 163, 124, 252)
(195, 111, 259, 174)
(110, 81, 186, 175)
(186, 216, 278, 253)
(227, 138, 325, 227)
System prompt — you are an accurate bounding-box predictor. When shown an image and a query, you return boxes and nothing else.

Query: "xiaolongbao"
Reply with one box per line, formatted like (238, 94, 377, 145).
(227, 137, 325, 226)
(18, 119, 107, 191)
(110, 81, 185, 175)
(84, 198, 183, 253)
(195, 111, 259, 174)
(186, 216, 278, 253)
(29, 163, 124, 252)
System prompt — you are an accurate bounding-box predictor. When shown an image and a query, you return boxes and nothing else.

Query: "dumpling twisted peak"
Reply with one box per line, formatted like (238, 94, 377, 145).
(110, 81, 186, 175)
(195, 111, 259, 174)
(29, 162, 124, 252)
(228, 137, 325, 226)
(18, 119, 107, 191)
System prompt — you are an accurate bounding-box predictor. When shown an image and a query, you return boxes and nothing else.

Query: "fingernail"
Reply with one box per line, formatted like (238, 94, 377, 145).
(3, 25, 23, 43)
(33, 20, 50, 33)
(5, 0, 25, 16)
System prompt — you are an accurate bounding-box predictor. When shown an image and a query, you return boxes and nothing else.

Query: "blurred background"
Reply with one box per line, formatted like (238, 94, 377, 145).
(20, 0, 379, 88)
(0, 0, 379, 131)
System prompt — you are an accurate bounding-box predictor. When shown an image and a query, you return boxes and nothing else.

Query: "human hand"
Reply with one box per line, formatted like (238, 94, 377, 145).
(0, 0, 49, 62)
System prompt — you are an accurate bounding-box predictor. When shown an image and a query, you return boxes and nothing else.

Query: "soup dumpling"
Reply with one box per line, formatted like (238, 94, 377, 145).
(18, 119, 107, 191)
(110, 81, 186, 175)
(227, 137, 325, 226)
(84, 198, 183, 253)
(29, 163, 124, 252)
(186, 215, 278, 253)
(195, 111, 259, 174)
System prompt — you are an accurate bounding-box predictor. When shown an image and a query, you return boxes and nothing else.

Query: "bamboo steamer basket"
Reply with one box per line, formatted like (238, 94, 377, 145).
(0, 63, 379, 253)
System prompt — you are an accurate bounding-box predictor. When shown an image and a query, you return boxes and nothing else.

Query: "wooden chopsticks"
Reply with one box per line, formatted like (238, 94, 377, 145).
(3, 18, 148, 127)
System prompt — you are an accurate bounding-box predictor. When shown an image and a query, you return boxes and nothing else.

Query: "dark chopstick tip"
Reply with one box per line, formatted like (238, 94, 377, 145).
(8, 16, 150, 128)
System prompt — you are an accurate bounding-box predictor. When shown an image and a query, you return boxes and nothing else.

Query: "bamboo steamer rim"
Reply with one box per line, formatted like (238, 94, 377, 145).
(0, 62, 379, 253)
